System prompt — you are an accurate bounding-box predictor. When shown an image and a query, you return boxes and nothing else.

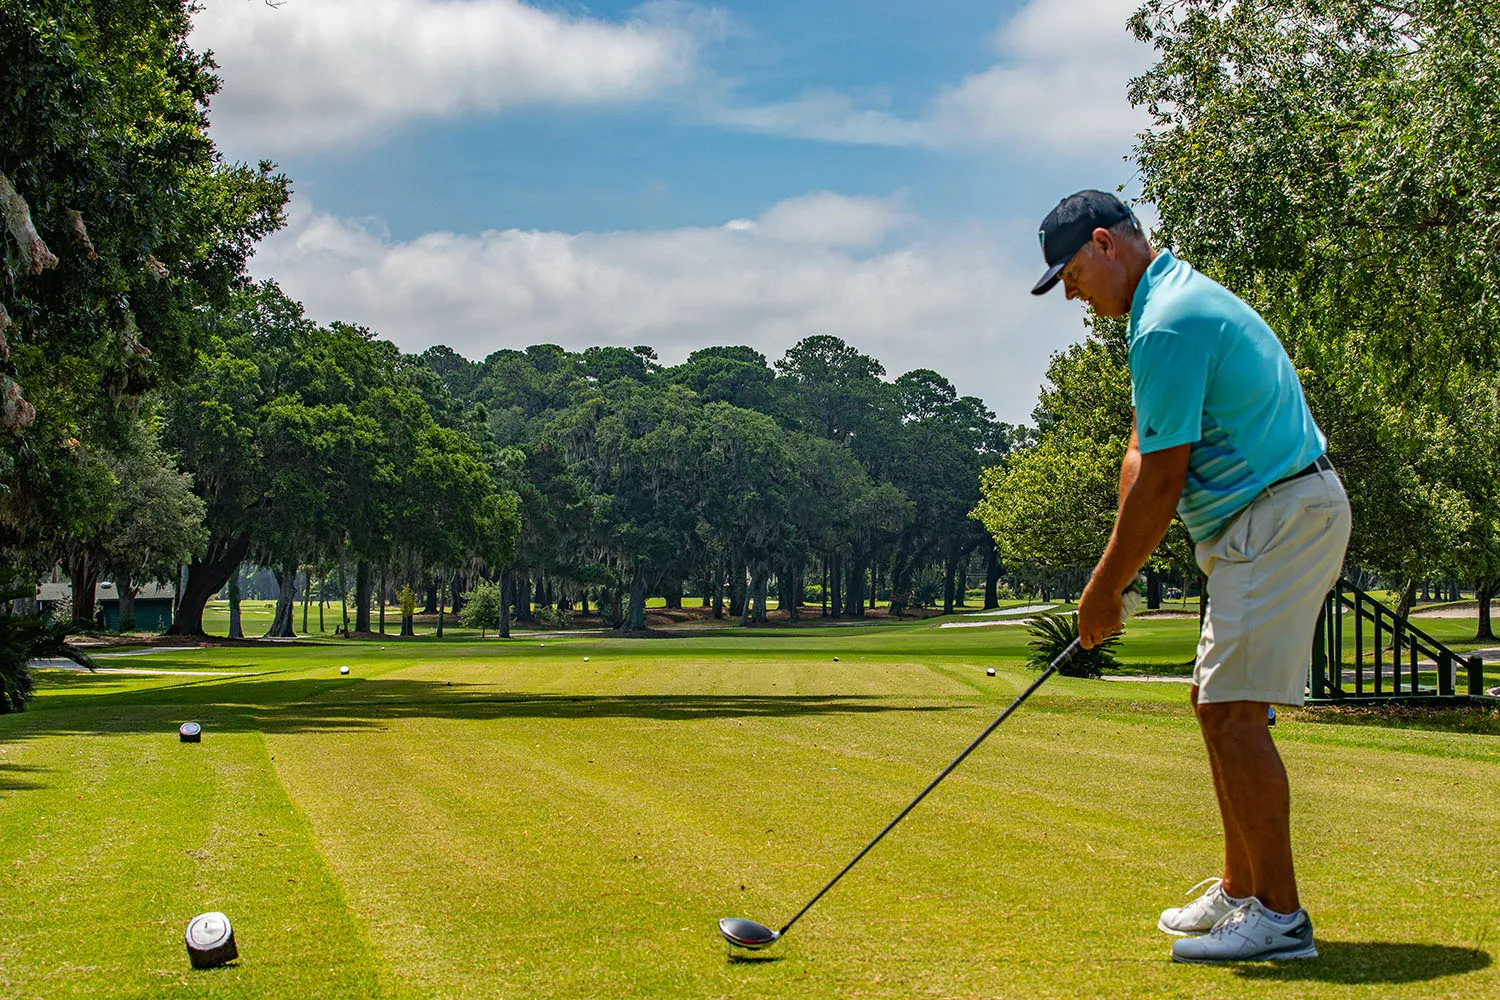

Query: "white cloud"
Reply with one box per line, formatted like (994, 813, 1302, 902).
(191, 0, 707, 154)
(926, 0, 1156, 151)
(251, 196, 1088, 422)
(713, 0, 1153, 155)
(754, 192, 910, 248)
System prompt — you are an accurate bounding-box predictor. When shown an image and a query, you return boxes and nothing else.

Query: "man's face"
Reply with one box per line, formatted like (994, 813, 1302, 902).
(1060, 229, 1132, 317)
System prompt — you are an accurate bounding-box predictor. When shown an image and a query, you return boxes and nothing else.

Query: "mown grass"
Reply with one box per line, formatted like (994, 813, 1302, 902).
(2, 617, 1496, 999)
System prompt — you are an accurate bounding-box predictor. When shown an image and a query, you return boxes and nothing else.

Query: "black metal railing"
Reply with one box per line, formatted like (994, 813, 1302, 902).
(1310, 579, 1485, 701)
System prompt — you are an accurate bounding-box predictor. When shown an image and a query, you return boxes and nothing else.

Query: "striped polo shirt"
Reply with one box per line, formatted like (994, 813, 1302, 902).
(1127, 250, 1326, 542)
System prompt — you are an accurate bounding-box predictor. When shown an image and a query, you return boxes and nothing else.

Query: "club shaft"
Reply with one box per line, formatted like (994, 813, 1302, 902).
(777, 637, 1081, 936)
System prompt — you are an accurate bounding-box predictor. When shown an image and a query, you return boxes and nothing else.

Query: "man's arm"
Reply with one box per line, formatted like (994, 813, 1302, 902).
(1077, 423, 1190, 648)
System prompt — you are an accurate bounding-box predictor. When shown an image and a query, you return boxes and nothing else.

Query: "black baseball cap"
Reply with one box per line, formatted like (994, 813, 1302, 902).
(1030, 190, 1137, 295)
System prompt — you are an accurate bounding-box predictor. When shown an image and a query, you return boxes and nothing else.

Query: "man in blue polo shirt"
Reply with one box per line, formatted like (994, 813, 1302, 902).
(1031, 190, 1350, 963)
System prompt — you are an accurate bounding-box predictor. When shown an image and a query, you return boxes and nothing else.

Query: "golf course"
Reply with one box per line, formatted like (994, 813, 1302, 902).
(4, 612, 1496, 999)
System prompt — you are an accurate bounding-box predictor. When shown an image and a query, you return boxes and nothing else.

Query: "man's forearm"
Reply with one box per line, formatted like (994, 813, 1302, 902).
(1093, 434, 1188, 593)
(1093, 463, 1180, 593)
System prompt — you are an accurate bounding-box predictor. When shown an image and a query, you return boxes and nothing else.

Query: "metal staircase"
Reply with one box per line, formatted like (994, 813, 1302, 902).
(1309, 579, 1487, 703)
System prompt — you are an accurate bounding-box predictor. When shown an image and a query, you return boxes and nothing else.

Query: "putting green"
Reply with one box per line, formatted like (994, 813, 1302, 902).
(2, 619, 1496, 998)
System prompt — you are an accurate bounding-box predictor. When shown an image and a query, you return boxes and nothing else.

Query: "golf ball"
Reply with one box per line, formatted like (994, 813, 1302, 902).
(340, 666, 350, 675)
(986, 667, 997, 676)
(583, 656, 590, 662)
(833, 656, 839, 662)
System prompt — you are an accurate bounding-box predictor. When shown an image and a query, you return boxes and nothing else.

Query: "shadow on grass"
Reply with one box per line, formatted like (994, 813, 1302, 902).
(1293, 703, 1500, 736)
(1233, 941, 1490, 984)
(0, 763, 49, 791)
(2, 675, 960, 740)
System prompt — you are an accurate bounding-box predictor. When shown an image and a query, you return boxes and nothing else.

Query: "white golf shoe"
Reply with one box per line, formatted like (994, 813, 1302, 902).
(1170, 899, 1318, 963)
(1157, 878, 1242, 936)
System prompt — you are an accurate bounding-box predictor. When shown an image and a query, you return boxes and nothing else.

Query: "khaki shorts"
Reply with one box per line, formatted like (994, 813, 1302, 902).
(1194, 469, 1351, 706)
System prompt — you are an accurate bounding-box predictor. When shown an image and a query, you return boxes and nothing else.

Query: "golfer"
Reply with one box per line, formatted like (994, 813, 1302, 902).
(1032, 190, 1350, 963)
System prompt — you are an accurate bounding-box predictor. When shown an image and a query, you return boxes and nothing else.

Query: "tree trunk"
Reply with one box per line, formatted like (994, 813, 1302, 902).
(1394, 576, 1418, 622)
(378, 566, 387, 634)
(942, 551, 956, 616)
(450, 572, 465, 616)
(788, 567, 801, 623)
(168, 532, 252, 636)
(435, 574, 445, 638)
(66, 550, 99, 628)
(265, 564, 298, 638)
(117, 572, 137, 632)
(729, 562, 746, 617)
(355, 561, 372, 633)
(954, 556, 966, 608)
(1146, 566, 1163, 610)
(1197, 571, 1209, 630)
(500, 565, 513, 639)
(1476, 578, 1498, 642)
(701, 574, 713, 609)
(829, 552, 841, 618)
(227, 569, 243, 639)
(517, 574, 534, 622)
(664, 577, 683, 609)
(984, 546, 1001, 609)
(625, 566, 650, 630)
(302, 566, 311, 633)
(338, 561, 349, 636)
(740, 570, 754, 627)
(423, 581, 438, 615)
(712, 558, 724, 619)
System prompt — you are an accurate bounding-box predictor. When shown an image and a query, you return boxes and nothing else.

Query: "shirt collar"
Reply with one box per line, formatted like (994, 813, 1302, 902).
(1129, 249, 1176, 332)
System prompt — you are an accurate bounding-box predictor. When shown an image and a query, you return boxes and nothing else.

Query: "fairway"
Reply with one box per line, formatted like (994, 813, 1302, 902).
(2, 618, 1496, 999)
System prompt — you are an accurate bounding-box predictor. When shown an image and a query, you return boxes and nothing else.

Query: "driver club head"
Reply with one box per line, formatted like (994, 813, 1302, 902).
(718, 917, 780, 950)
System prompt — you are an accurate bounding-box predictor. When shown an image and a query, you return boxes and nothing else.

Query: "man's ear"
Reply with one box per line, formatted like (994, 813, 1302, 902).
(1092, 226, 1115, 258)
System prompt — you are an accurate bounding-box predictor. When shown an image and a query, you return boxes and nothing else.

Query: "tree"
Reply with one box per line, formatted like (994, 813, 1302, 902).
(1128, 0, 1500, 599)
(459, 581, 502, 637)
(96, 425, 206, 629)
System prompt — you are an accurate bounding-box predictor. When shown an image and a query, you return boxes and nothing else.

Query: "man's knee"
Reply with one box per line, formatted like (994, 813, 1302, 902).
(1196, 699, 1270, 743)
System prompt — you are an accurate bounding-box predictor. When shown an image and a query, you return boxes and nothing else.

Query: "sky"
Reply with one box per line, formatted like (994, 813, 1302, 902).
(189, 0, 1158, 423)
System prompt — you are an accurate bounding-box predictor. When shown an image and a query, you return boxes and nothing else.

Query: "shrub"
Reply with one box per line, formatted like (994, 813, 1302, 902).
(534, 604, 568, 628)
(459, 582, 502, 636)
(1025, 612, 1121, 679)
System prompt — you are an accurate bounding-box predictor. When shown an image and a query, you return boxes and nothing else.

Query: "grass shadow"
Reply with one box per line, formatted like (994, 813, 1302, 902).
(1232, 941, 1491, 984)
(2, 676, 961, 740)
(0, 762, 49, 791)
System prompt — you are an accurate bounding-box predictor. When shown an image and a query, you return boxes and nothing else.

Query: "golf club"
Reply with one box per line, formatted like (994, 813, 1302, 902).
(719, 581, 1144, 952)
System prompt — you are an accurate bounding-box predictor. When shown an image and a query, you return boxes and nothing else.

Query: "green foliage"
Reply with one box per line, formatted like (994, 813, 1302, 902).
(1128, 0, 1500, 592)
(1026, 612, 1121, 679)
(0, 0, 287, 547)
(458, 582, 501, 637)
(533, 604, 568, 629)
(397, 585, 416, 619)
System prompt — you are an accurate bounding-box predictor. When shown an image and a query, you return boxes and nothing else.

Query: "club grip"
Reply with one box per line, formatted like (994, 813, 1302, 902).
(1119, 575, 1147, 623)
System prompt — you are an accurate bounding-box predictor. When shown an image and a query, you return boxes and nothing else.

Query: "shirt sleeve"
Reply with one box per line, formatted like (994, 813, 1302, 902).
(1128, 329, 1210, 453)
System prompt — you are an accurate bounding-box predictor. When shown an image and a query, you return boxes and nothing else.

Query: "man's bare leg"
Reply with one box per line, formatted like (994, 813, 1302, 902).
(1191, 685, 1254, 900)
(1195, 698, 1300, 914)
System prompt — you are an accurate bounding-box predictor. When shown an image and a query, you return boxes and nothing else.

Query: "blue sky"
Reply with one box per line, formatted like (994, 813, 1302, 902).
(191, 0, 1155, 422)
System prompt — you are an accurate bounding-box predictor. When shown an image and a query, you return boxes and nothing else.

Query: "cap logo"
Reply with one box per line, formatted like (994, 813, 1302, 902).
(1038, 229, 1047, 258)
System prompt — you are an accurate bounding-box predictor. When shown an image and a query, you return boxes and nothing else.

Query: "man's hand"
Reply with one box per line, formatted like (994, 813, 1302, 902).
(1077, 579, 1124, 649)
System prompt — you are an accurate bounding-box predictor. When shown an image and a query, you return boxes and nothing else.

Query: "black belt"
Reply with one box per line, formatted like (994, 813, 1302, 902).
(1271, 454, 1332, 487)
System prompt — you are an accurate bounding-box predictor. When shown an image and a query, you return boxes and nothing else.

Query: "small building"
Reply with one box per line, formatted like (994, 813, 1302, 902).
(35, 581, 177, 632)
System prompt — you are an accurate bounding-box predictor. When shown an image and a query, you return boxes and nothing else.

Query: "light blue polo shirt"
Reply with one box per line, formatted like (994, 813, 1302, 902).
(1128, 250, 1326, 542)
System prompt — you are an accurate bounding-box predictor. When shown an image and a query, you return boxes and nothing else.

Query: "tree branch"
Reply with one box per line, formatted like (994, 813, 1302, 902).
(1, 376, 35, 431)
(68, 210, 98, 261)
(0, 170, 58, 274)
(0, 299, 9, 360)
